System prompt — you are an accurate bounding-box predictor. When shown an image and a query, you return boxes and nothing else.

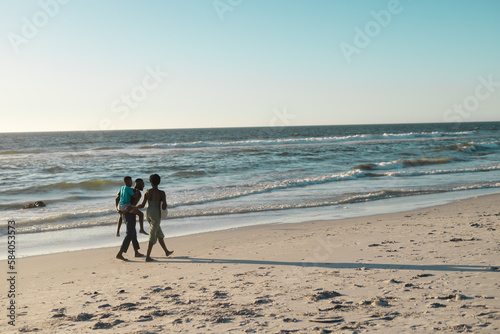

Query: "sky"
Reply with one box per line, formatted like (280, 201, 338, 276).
(0, 0, 499, 133)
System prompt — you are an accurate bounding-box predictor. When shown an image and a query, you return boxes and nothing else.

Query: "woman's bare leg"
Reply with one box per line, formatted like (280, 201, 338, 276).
(145, 243, 154, 262)
(158, 238, 173, 257)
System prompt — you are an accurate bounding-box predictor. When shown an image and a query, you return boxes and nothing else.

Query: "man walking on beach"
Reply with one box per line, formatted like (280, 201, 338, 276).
(116, 178, 147, 236)
(116, 212, 144, 260)
(115, 177, 145, 260)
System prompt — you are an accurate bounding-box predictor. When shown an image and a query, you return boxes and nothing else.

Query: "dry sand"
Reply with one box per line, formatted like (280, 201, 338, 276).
(2, 194, 500, 333)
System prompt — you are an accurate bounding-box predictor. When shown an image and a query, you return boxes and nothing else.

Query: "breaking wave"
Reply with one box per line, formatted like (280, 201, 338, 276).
(354, 158, 459, 171)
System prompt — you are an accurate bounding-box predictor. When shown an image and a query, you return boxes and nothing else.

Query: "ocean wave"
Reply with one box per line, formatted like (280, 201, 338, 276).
(90, 146, 123, 151)
(136, 131, 476, 150)
(0, 208, 118, 235)
(44, 179, 121, 191)
(172, 170, 367, 207)
(0, 149, 47, 155)
(0, 195, 103, 211)
(382, 131, 473, 140)
(354, 157, 459, 171)
(0, 202, 33, 210)
(165, 163, 500, 207)
(42, 166, 67, 173)
(8, 181, 500, 235)
(386, 164, 500, 177)
(170, 162, 500, 207)
(2, 179, 121, 195)
(12, 209, 115, 227)
(338, 182, 500, 204)
(176, 182, 500, 219)
(172, 170, 207, 178)
(452, 141, 500, 153)
(4, 218, 116, 235)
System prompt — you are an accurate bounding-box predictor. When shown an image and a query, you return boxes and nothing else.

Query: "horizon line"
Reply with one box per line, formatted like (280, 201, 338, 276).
(1, 120, 499, 135)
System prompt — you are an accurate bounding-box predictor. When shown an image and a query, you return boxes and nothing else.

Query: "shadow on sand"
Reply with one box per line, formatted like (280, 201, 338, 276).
(134, 256, 499, 273)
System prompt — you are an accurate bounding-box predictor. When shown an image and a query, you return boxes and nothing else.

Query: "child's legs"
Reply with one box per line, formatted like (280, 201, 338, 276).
(116, 214, 123, 236)
(131, 209, 144, 228)
(131, 209, 143, 221)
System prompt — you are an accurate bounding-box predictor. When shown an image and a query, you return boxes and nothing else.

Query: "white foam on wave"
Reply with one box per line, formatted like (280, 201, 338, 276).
(386, 164, 500, 177)
(136, 130, 476, 150)
(172, 169, 367, 207)
(10, 180, 500, 236)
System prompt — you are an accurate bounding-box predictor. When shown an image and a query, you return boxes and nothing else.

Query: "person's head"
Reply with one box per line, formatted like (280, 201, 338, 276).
(123, 176, 133, 187)
(149, 174, 161, 187)
(135, 178, 145, 191)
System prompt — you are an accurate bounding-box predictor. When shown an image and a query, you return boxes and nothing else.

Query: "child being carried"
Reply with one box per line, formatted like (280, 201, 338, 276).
(116, 176, 147, 236)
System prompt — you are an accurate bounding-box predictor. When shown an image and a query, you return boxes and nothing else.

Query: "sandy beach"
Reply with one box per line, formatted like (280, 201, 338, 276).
(2, 193, 500, 333)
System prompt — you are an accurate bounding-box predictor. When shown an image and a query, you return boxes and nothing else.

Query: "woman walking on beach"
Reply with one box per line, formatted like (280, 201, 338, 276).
(135, 174, 174, 262)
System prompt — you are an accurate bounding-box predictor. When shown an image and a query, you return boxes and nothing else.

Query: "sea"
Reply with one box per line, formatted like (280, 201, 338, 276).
(1, 122, 500, 259)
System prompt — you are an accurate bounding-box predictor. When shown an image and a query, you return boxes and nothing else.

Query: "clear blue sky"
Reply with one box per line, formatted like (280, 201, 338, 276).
(1, 0, 499, 132)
